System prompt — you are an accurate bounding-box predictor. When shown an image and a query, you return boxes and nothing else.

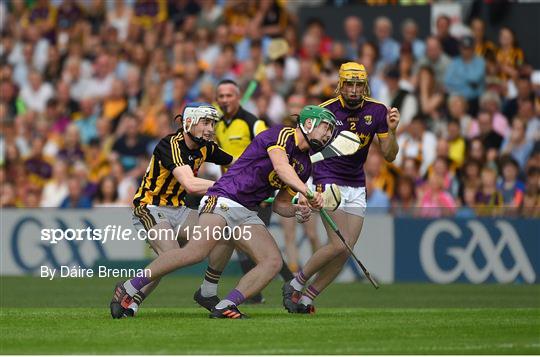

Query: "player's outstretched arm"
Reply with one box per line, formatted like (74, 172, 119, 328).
(379, 107, 400, 162)
(268, 148, 310, 196)
(173, 165, 215, 195)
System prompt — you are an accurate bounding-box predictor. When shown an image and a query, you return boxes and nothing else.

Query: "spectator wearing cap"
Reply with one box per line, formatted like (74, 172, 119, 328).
(444, 36, 485, 116)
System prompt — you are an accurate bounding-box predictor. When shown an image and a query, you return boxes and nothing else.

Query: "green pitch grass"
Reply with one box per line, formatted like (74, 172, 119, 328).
(1, 276, 539, 354)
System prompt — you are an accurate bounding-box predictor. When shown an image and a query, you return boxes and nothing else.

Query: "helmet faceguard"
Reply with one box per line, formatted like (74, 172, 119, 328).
(297, 105, 337, 152)
(336, 62, 370, 107)
(179, 102, 220, 146)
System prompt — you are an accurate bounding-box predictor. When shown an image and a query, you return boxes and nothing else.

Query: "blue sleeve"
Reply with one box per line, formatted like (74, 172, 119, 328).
(444, 60, 462, 93)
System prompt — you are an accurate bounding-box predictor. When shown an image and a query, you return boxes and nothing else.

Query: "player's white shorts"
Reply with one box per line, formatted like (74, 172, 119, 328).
(315, 184, 366, 217)
(199, 195, 265, 227)
(132, 205, 192, 238)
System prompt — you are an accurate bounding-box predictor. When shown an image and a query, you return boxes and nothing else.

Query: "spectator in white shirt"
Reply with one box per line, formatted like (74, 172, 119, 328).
(20, 69, 54, 113)
(395, 116, 437, 176)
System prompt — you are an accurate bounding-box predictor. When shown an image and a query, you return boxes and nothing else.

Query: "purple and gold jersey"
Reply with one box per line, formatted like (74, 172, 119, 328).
(313, 96, 388, 187)
(207, 126, 311, 208)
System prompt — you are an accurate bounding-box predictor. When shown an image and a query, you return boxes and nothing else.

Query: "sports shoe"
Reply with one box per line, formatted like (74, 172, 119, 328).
(209, 305, 248, 319)
(296, 304, 316, 314)
(282, 280, 302, 313)
(193, 288, 220, 311)
(110, 281, 133, 319)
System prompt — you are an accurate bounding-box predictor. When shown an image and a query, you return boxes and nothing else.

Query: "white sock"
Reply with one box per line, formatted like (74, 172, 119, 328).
(299, 295, 313, 306)
(215, 299, 235, 309)
(200, 281, 218, 297)
(123, 280, 137, 296)
(291, 278, 304, 291)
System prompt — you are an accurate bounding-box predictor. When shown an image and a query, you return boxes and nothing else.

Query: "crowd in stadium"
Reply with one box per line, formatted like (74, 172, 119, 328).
(0, 0, 539, 217)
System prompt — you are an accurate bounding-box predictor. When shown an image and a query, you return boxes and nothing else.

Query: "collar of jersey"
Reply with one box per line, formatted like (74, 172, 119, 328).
(223, 107, 242, 127)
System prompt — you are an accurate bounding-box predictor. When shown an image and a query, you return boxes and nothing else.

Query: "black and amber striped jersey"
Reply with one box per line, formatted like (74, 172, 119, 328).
(133, 131, 233, 207)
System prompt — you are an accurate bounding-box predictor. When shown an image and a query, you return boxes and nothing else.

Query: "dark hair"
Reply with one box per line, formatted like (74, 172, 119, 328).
(217, 79, 239, 88)
(95, 176, 118, 203)
(499, 155, 520, 171)
(306, 18, 325, 30)
(395, 175, 416, 200)
(448, 119, 460, 127)
(501, 26, 520, 48)
(436, 15, 451, 25)
(360, 41, 379, 62)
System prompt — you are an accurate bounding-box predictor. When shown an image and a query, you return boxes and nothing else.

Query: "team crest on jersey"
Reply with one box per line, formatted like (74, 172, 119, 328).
(364, 115, 372, 125)
(219, 203, 229, 211)
(157, 212, 165, 219)
(356, 132, 371, 148)
(268, 170, 285, 189)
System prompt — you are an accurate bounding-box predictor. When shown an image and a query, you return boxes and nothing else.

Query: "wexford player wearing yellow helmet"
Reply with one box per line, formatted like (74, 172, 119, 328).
(282, 62, 401, 314)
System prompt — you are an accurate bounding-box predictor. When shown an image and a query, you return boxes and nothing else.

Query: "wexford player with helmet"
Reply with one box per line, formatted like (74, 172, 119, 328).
(283, 62, 400, 314)
(110, 105, 336, 319)
(110, 103, 233, 318)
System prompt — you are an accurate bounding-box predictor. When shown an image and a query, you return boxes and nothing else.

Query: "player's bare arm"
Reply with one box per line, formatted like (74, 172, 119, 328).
(172, 165, 215, 196)
(379, 107, 400, 162)
(272, 188, 311, 223)
(268, 148, 324, 209)
(268, 148, 310, 196)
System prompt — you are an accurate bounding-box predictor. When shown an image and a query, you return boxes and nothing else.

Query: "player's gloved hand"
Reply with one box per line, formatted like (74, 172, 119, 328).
(294, 205, 311, 223)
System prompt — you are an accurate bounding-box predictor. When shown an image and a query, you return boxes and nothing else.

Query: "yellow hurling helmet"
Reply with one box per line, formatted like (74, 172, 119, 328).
(336, 62, 370, 97)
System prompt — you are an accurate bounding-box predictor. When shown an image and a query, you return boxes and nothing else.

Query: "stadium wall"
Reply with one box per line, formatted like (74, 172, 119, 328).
(1, 209, 538, 284)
